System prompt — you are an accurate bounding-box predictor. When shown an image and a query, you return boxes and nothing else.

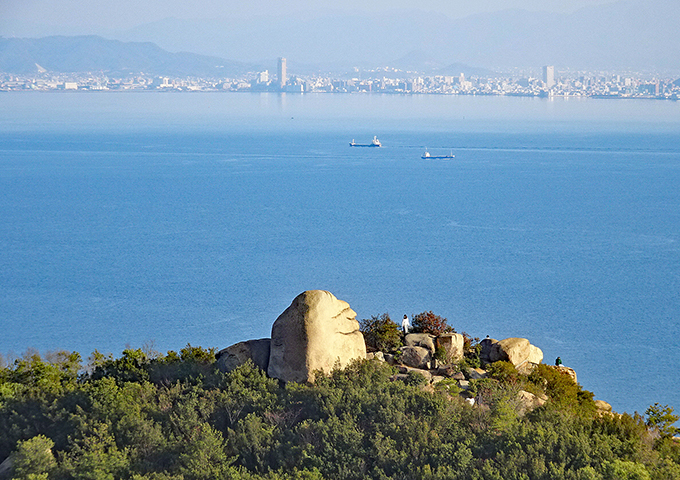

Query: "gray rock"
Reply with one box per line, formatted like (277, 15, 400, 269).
(216, 338, 271, 373)
(397, 365, 433, 381)
(404, 333, 436, 353)
(479, 337, 498, 363)
(383, 353, 397, 365)
(367, 351, 386, 362)
(458, 380, 470, 389)
(400, 345, 431, 369)
(435, 365, 462, 378)
(267, 290, 366, 383)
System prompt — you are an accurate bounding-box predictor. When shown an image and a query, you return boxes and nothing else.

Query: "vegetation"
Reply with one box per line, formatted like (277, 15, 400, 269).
(0, 345, 678, 480)
(411, 311, 453, 336)
(359, 314, 402, 353)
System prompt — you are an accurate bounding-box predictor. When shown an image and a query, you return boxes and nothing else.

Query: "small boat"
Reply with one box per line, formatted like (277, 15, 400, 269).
(350, 136, 382, 147)
(422, 148, 455, 159)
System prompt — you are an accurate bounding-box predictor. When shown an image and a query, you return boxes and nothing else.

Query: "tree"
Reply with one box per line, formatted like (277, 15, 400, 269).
(645, 403, 680, 438)
(9, 435, 57, 480)
(359, 314, 402, 352)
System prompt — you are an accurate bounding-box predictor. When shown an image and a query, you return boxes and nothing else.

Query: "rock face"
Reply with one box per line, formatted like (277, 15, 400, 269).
(216, 339, 271, 373)
(489, 337, 543, 369)
(437, 333, 465, 362)
(405, 333, 436, 353)
(479, 337, 499, 363)
(267, 290, 366, 383)
(400, 346, 431, 369)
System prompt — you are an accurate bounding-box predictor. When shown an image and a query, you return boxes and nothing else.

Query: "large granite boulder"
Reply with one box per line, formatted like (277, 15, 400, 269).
(479, 337, 499, 363)
(437, 333, 465, 362)
(267, 290, 366, 383)
(216, 339, 271, 373)
(399, 346, 432, 369)
(405, 333, 436, 353)
(489, 337, 543, 368)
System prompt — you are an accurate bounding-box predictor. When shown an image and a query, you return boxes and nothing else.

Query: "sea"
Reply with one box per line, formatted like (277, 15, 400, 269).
(1, 91, 679, 421)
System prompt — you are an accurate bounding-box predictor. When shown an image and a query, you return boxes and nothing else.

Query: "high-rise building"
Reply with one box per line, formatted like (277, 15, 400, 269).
(542, 65, 555, 88)
(278, 57, 287, 89)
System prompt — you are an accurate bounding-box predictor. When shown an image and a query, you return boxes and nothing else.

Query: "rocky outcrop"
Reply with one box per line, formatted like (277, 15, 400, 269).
(555, 365, 578, 384)
(400, 346, 431, 369)
(267, 290, 366, 383)
(489, 337, 543, 370)
(436, 333, 465, 362)
(595, 400, 612, 413)
(216, 339, 271, 373)
(404, 333, 436, 353)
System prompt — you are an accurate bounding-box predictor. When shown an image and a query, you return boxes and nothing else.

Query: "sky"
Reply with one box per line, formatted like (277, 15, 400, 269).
(2, 0, 617, 32)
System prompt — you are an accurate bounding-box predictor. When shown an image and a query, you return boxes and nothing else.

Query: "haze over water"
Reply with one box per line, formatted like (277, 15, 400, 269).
(1, 92, 679, 420)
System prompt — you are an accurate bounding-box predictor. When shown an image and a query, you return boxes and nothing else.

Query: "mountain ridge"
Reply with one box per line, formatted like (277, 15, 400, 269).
(0, 35, 256, 76)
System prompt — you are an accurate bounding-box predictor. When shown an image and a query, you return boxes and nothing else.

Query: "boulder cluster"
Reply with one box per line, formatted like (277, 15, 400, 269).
(217, 290, 598, 415)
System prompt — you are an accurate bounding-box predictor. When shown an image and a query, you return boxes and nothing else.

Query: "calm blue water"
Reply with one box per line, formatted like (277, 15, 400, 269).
(1, 92, 679, 420)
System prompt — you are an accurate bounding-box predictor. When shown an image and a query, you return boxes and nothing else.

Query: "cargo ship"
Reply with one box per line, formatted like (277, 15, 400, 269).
(350, 136, 381, 147)
(422, 149, 455, 159)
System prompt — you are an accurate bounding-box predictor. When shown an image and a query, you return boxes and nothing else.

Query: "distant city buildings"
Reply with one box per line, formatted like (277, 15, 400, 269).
(2, 62, 679, 100)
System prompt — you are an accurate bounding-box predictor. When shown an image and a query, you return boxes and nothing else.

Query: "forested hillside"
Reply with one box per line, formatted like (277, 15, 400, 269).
(0, 345, 678, 479)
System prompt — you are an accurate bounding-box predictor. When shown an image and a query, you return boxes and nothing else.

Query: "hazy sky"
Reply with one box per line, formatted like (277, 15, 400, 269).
(2, 0, 617, 31)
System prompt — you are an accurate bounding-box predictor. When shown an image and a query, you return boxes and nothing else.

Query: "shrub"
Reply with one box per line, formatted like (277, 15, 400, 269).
(434, 346, 447, 363)
(404, 371, 429, 387)
(411, 311, 453, 336)
(486, 361, 520, 385)
(434, 378, 462, 396)
(359, 313, 402, 352)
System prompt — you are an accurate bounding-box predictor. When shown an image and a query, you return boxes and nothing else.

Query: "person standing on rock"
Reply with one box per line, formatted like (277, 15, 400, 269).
(555, 356, 563, 366)
(402, 314, 411, 334)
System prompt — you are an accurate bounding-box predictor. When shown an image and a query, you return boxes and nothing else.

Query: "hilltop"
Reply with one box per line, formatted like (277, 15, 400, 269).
(0, 290, 678, 479)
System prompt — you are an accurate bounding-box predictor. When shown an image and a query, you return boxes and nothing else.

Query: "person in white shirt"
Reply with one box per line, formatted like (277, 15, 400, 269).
(402, 314, 411, 334)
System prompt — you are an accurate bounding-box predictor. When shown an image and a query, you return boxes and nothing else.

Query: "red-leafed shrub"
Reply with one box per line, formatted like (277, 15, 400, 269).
(411, 311, 453, 336)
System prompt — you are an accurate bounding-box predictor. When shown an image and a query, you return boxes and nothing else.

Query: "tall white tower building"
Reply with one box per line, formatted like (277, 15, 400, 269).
(278, 57, 287, 89)
(543, 65, 555, 88)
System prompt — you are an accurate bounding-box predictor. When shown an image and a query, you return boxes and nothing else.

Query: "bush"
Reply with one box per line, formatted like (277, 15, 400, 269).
(359, 313, 402, 352)
(486, 361, 520, 385)
(411, 311, 453, 336)
(404, 371, 429, 387)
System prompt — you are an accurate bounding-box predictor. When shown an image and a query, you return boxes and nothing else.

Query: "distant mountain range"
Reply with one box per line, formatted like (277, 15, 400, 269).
(0, 36, 494, 78)
(106, 0, 680, 72)
(0, 36, 256, 76)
